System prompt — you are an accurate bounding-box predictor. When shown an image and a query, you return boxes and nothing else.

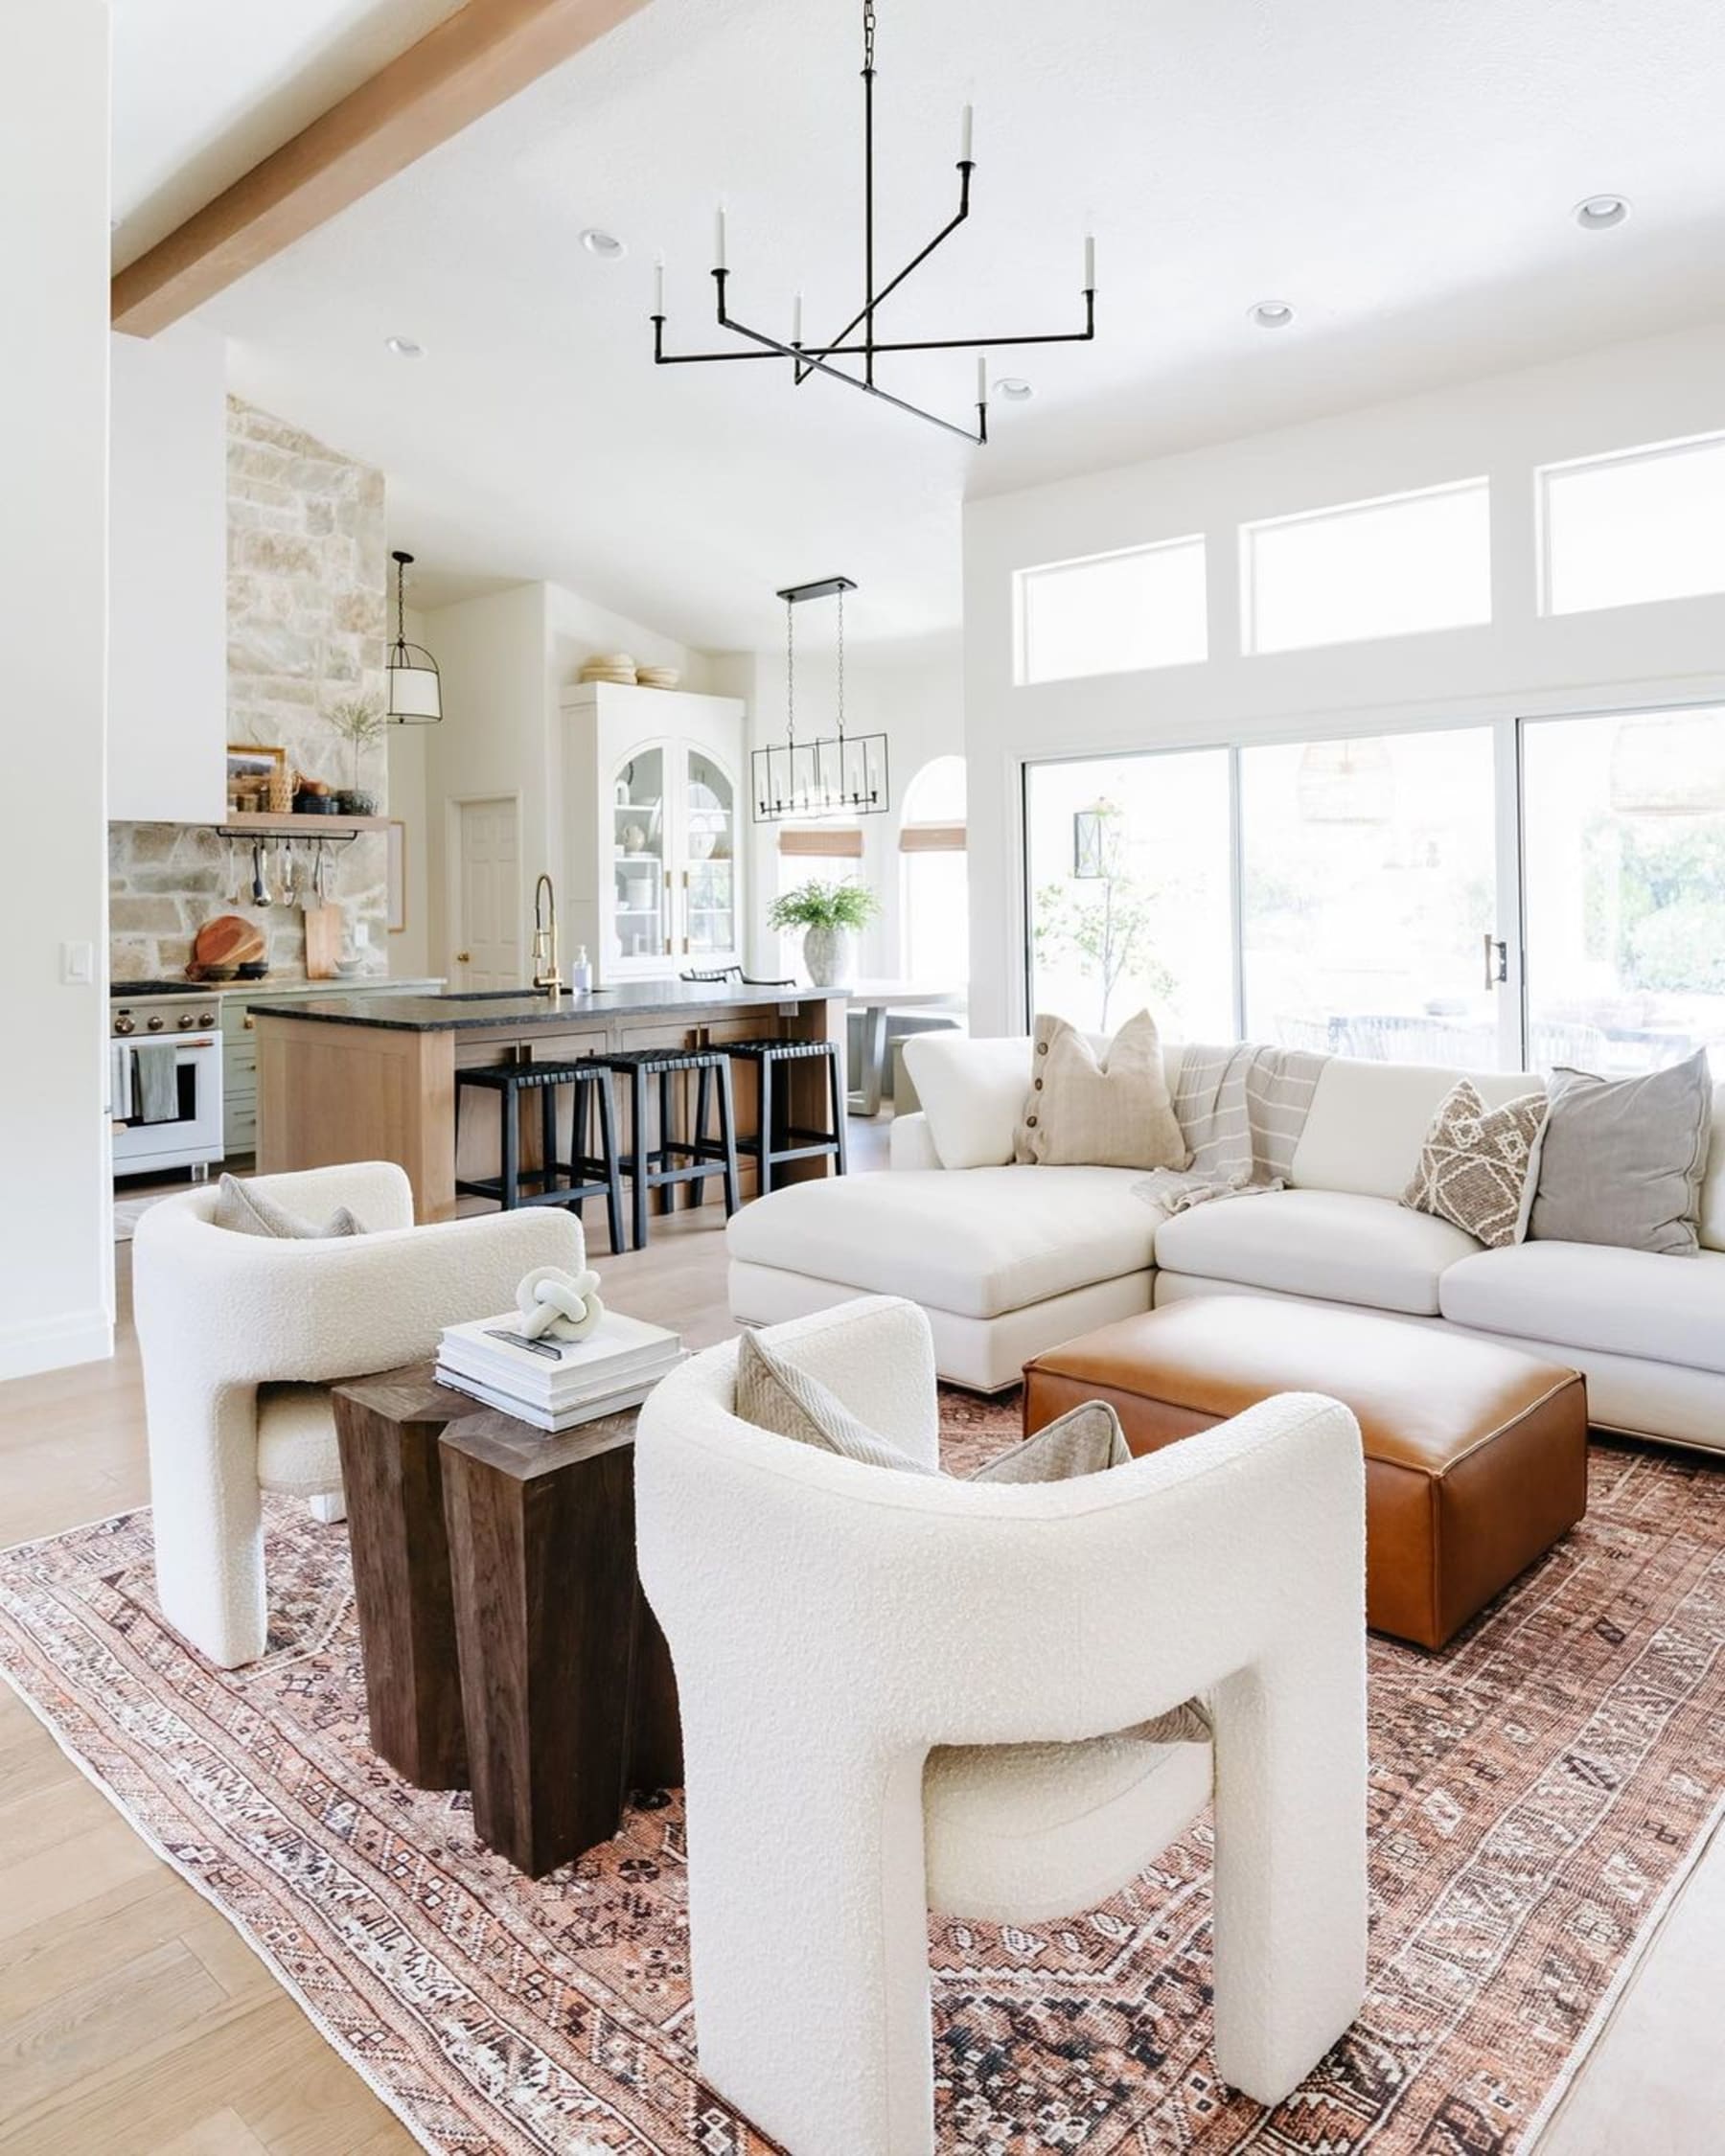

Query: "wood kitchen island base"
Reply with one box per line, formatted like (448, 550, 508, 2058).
(253, 982, 847, 1222)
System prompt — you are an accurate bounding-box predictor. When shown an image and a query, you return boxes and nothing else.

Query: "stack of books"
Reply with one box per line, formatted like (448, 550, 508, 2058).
(435, 1308, 683, 1432)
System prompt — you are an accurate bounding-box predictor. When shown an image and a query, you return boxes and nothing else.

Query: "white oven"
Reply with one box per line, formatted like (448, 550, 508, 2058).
(111, 1013, 225, 1176)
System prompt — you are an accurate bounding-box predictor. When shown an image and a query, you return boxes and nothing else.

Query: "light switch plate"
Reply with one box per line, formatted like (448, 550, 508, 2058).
(61, 940, 96, 985)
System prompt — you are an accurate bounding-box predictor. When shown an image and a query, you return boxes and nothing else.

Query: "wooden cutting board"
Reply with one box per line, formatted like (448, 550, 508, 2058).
(302, 903, 343, 980)
(192, 914, 266, 974)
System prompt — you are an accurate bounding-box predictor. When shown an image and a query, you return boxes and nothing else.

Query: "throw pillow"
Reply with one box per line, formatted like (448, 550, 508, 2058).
(734, 1330, 1134, 1486)
(1015, 1010, 1188, 1171)
(214, 1173, 365, 1241)
(1401, 1079, 1548, 1249)
(1528, 1049, 1714, 1257)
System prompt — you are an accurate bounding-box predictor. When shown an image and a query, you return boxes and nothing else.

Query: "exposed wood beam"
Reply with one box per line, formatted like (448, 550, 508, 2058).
(112, 0, 650, 337)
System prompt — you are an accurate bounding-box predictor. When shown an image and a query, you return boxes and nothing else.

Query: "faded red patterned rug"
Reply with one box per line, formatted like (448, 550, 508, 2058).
(2, 1398, 1722, 2156)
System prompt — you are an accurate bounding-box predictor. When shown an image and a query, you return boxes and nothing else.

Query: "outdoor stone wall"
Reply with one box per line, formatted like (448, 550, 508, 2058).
(108, 398, 390, 980)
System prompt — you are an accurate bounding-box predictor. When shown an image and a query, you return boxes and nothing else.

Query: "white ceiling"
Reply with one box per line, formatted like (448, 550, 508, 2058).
(136, 0, 1725, 650)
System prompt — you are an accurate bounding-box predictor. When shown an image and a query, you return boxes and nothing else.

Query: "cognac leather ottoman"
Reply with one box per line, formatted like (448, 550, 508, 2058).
(1023, 1296, 1588, 1650)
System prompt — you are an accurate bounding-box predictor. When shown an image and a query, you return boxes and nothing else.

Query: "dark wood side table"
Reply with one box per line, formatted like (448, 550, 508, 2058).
(332, 1364, 682, 1878)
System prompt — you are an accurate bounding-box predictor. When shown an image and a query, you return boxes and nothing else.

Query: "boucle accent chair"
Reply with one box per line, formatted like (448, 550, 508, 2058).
(635, 1296, 1369, 2156)
(133, 1162, 584, 1668)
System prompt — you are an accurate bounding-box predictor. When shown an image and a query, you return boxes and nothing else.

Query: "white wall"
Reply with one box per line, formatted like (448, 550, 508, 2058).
(421, 582, 715, 979)
(0, 0, 113, 1379)
(108, 320, 226, 824)
(725, 632, 965, 981)
(964, 319, 1725, 1034)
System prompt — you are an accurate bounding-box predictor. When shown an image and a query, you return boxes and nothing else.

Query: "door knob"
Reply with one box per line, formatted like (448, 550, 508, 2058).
(456, 950, 472, 963)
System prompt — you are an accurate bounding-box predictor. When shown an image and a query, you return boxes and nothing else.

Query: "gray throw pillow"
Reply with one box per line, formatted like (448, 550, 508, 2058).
(734, 1330, 1133, 1484)
(214, 1173, 365, 1241)
(1528, 1050, 1714, 1256)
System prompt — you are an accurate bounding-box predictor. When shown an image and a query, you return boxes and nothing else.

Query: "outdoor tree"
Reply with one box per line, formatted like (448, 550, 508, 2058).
(1034, 876, 1173, 1030)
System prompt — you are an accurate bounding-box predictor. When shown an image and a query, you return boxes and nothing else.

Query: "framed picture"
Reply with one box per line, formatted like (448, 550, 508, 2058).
(386, 818, 407, 934)
(226, 744, 288, 812)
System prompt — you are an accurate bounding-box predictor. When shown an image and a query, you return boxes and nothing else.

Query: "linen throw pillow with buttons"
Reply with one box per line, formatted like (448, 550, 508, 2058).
(1401, 1078, 1549, 1249)
(1015, 1010, 1188, 1170)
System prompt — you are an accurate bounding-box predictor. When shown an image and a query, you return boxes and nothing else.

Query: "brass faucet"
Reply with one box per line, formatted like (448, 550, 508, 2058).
(531, 874, 562, 996)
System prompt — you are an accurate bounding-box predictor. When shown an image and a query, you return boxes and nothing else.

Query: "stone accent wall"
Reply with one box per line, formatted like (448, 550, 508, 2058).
(109, 398, 391, 981)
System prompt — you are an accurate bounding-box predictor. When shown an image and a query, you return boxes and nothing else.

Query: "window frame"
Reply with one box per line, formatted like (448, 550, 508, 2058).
(1239, 474, 1493, 657)
(1535, 428, 1725, 620)
(1012, 532, 1208, 688)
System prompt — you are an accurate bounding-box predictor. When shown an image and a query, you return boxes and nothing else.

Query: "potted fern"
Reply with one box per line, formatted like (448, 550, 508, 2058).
(768, 877, 880, 987)
(324, 696, 386, 815)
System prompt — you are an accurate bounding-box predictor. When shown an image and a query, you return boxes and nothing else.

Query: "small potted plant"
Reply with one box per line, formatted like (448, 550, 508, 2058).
(324, 696, 386, 815)
(767, 877, 880, 987)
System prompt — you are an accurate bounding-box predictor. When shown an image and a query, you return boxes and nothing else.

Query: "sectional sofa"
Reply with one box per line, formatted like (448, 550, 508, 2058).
(725, 1033, 1725, 1451)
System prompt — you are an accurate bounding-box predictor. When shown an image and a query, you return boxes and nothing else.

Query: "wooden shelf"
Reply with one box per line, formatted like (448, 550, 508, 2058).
(219, 812, 389, 836)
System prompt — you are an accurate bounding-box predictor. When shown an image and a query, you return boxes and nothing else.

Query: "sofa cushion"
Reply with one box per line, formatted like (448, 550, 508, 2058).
(725, 1166, 1158, 1320)
(1292, 1059, 1543, 1200)
(1705, 1081, 1725, 1252)
(1153, 1188, 1481, 1315)
(1015, 1010, 1186, 1170)
(1529, 1051, 1714, 1257)
(255, 1383, 343, 1497)
(1439, 1241, 1725, 1375)
(902, 1035, 1033, 1169)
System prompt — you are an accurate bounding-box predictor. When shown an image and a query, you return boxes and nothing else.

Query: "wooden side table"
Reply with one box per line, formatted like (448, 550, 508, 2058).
(332, 1364, 682, 1877)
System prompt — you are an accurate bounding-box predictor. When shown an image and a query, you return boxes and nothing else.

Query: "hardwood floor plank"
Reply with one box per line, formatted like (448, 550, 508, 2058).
(143, 2109, 271, 2156)
(0, 1938, 228, 2122)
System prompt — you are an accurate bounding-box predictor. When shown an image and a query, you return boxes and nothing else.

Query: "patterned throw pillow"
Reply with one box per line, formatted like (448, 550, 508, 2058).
(1401, 1081, 1548, 1249)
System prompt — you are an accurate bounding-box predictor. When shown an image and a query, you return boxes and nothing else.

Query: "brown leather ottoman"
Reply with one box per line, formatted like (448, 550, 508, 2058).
(1023, 1297, 1588, 1650)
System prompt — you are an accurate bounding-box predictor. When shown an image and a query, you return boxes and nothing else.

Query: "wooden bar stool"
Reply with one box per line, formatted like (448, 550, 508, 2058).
(722, 1037, 848, 1196)
(454, 1061, 625, 1253)
(589, 1046, 741, 1251)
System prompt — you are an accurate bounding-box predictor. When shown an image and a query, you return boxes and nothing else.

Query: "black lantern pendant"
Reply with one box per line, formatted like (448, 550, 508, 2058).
(751, 578, 890, 823)
(385, 550, 443, 724)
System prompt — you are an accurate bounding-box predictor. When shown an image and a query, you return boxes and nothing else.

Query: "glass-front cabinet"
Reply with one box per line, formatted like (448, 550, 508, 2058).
(564, 683, 747, 981)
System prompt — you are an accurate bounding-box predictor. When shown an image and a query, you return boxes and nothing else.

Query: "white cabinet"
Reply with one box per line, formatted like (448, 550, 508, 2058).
(561, 684, 746, 982)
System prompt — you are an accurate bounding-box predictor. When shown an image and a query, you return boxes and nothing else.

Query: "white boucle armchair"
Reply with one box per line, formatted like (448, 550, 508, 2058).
(635, 1296, 1368, 2156)
(133, 1161, 585, 1669)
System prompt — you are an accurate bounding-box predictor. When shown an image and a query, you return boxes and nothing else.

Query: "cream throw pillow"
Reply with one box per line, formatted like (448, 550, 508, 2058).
(1401, 1080, 1548, 1250)
(214, 1173, 364, 1240)
(1015, 1010, 1187, 1170)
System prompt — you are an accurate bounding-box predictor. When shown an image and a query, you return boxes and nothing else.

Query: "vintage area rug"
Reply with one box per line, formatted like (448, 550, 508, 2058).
(1, 1398, 1722, 2156)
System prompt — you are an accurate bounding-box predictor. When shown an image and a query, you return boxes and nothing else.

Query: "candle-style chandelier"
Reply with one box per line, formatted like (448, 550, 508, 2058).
(752, 578, 889, 823)
(651, 0, 1097, 444)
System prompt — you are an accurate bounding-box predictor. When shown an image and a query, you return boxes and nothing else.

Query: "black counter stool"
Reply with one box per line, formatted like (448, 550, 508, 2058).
(454, 1060, 625, 1253)
(589, 1046, 741, 1250)
(723, 1037, 848, 1196)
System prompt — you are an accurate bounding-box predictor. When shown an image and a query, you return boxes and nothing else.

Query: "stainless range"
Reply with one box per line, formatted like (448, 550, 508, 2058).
(110, 981, 225, 1178)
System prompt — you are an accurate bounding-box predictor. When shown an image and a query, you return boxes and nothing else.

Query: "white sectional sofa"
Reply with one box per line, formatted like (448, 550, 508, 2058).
(726, 1034, 1725, 1451)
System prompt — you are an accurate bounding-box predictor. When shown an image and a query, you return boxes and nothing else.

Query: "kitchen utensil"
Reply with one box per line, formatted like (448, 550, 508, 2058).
(250, 841, 269, 907)
(191, 915, 268, 974)
(302, 903, 343, 980)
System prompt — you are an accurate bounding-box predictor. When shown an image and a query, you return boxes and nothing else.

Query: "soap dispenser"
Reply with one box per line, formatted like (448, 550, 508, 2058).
(571, 945, 593, 994)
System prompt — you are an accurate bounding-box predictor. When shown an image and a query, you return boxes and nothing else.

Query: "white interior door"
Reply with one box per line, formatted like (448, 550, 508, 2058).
(453, 797, 521, 989)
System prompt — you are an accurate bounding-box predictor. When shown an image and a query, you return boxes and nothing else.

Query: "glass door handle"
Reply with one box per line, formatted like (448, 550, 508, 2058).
(1483, 934, 1508, 988)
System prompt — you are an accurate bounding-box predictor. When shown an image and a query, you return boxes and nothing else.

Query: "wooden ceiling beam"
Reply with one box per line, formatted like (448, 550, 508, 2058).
(112, 0, 650, 337)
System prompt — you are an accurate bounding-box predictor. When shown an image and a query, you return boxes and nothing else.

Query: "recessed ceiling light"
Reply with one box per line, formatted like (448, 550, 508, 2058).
(993, 377, 1033, 401)
(1574, 194, 1631, 231)
(383, 334, 426, 359)
(1248, 300, 1296, 331)
(581, 228, 627, 259)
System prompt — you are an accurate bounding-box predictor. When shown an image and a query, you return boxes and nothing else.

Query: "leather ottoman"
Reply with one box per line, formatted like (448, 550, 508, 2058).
(1023, 1296, 1588, 1649)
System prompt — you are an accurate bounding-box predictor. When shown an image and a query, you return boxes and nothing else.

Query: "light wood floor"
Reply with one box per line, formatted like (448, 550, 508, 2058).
(1, 1145, 1720, 2153)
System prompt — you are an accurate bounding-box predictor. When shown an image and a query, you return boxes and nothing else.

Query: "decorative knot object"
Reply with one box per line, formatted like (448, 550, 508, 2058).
(516, 1265, 606, 1343)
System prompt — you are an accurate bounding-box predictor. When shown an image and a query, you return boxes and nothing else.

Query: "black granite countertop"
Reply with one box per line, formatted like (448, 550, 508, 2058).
(248, 981, 842, 1031)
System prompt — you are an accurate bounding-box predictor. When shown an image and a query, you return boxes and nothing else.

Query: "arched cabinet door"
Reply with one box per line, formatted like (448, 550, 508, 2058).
(609, 742, 670, 972)
(680, 744, 739, 966)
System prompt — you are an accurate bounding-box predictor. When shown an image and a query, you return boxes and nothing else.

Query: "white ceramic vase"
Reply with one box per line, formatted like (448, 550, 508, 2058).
(802, 925, 854, 987)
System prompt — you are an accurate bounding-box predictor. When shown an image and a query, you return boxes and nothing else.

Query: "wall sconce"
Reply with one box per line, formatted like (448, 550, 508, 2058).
(1072, 796, 1124, 878)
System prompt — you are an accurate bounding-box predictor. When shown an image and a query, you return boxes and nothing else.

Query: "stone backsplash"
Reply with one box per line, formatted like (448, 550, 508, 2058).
(109, 397, 390, 982)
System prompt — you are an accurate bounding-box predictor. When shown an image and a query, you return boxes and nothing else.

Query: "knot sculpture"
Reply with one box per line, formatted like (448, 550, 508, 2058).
(516, 1264, 606, 1344)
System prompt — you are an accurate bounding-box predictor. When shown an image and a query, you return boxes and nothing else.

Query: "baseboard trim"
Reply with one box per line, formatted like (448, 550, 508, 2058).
(0, 1306, 114, 1384)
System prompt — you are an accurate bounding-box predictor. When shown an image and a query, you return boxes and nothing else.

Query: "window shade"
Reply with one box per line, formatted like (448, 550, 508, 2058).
(779, 826, 863, 858)
(899, 822, 967, 854)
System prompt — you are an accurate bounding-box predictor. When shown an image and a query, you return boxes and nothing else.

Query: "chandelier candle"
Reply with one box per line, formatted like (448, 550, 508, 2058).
(650, 0, 1096, 442)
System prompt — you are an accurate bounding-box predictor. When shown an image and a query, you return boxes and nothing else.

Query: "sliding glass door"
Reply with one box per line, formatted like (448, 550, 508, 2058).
(1522, 707, 1725, 1075)
(1238, 727, 1503, 1067)
(1025, 705, 1725, 1073)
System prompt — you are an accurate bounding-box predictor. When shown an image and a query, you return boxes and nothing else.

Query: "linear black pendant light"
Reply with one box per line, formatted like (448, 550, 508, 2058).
(752, 578, 889, 822)
(652, 0, 1096, 444)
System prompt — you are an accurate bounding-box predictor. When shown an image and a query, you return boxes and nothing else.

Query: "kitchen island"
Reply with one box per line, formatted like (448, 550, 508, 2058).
(251, 981, 847, 1223)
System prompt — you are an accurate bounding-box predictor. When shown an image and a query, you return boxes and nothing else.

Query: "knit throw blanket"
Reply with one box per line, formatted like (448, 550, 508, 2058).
(1136, 1043, 1328, 1217)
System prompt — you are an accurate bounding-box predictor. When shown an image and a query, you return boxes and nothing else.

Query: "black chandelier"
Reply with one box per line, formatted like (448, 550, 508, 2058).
(652, 0, 1096, 444)
(751, 578, 890, 823)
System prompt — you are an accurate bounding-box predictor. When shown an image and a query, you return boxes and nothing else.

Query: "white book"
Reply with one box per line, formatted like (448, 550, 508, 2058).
(435, 1366, 663, 1434)
(435, 1343, 682, 1412)
(437, 1308, 681, 1400)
